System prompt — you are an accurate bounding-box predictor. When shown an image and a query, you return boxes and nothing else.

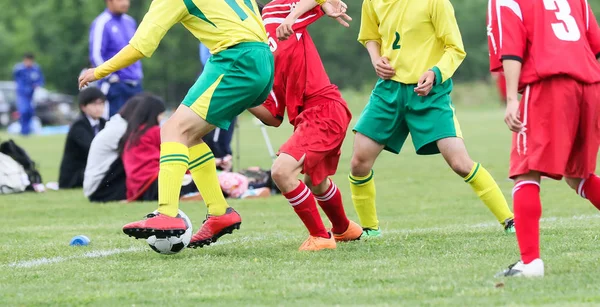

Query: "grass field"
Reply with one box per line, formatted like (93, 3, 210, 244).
(2, 89, 600, 306)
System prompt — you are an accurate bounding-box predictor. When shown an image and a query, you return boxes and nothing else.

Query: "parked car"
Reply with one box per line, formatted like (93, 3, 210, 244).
(0, 81, 76, 127)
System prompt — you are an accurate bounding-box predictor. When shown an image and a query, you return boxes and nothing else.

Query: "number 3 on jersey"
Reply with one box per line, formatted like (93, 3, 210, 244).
(543, 0, 581, 41)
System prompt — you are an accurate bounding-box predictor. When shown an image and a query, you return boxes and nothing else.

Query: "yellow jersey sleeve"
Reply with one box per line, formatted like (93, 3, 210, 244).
(357, 0, 381, 46)
(429, 0, 466, 84)
(130, 0, 187, 58)
(94, 45, 144, 79)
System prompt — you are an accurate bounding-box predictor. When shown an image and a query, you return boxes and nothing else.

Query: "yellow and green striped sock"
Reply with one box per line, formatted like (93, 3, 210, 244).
(157, 142, 189, 217)
(349, 170, 378, 230)
(189, 143, 229, 216)
(464, 162, 513, 224)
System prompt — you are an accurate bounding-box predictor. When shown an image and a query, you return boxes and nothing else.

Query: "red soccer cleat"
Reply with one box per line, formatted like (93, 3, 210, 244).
(188, 207, 242, 248)
(122, 212, 188, 239)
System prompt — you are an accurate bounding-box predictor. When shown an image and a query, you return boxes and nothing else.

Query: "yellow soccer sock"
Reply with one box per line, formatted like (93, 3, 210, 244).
(157, 142, 190, 217)
(464, 162, 514, 224)
(349, 170, 379, 230)
(189, 143, 229, 216)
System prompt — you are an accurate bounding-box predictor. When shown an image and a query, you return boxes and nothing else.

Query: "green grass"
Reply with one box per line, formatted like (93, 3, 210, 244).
(2, 89, 600, 306)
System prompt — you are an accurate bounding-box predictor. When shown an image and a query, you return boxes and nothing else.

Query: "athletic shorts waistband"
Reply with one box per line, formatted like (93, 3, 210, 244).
(227, 42, 269, 50)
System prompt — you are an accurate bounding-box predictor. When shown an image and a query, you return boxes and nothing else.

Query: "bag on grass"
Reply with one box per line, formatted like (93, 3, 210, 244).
(0, 153, 29, 194)
(0, 139, 43, 191)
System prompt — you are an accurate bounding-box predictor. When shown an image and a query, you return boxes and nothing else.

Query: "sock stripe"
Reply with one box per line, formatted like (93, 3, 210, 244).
(160, 158, 190, 164)
(464, 163, 481, 183)
(160, 154, 188, 162)
(288, 187, 312, 206)
(188, 155, 215, 171)
(512, 180, 540, 198)
(188, 152, 213, 166)
(349, 170, 374, 185)
(316, 183, 337, 202)
(287, 185, 310, 202)
(578, 179, 587, 199)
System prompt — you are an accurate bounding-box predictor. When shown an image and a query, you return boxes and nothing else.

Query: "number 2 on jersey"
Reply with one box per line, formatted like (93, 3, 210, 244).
(225, 0, 256, 21)
(543, 0, 581, 41)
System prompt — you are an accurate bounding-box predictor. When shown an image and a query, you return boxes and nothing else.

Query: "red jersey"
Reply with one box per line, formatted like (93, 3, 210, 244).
(487, 0, 600, 90)
(261, 0, 344, 126)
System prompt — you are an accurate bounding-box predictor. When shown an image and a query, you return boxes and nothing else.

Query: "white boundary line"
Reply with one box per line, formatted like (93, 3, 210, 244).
(6, 214, 600, 269)
(7, 246, 145, 268)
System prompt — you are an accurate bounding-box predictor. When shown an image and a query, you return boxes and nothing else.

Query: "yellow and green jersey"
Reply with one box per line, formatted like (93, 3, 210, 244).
(358, 0, 466, 84)
(130, 0, 267, 57)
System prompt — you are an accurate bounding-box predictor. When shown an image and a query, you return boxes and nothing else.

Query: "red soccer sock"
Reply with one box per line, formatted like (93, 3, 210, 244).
(579, 174, 600, 210)
(284, 181, 329, 238)
(315, 179, 350, 234)
(513, 180, 542, 264)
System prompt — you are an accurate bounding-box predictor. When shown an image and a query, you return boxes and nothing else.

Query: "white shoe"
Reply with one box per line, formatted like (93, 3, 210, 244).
(496, 258, 544, 277)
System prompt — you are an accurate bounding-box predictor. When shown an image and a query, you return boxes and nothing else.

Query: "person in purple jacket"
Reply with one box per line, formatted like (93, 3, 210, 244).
(89, 0, 143, 118)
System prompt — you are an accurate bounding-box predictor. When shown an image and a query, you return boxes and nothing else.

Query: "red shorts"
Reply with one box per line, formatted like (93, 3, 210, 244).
(279, 99, 352, 186)
(510, 76, 600, 180)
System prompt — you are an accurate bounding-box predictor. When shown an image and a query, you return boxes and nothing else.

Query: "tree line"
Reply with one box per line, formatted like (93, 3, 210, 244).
(2, 0, 600, 103)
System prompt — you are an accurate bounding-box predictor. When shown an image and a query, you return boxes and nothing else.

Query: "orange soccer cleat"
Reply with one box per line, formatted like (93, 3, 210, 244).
(332, 220, 362, 242)
(298, 233, 337, 251)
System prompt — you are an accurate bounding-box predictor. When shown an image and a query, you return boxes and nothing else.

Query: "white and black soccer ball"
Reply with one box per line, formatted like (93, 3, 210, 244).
(146, 210, 192, 255)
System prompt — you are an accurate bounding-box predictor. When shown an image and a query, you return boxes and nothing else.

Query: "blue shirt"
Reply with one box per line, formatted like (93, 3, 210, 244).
(89, 9, 143, 82)
(13, 63, 44, 97)
(199, 43, 211, 67)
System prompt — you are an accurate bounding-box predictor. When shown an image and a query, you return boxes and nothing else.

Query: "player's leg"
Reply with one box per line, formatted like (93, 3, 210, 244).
(122, 104, 217, 239)
(564, 81, 600, 210)
(437, 137, 514, 232)
(406, 80, 514, 232)
(349, 133, 384, 237)
(187, 43, 274, 248)
(272, 153, 335, 251)
(497, 172, 544, 277)
(350, 79, 407, 237)
(498, 77, 583, 277)
(307, 174, 362, 242)
(295, 101, 360, 242)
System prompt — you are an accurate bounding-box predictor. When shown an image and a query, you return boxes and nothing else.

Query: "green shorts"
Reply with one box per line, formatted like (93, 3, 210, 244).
(353, 78, 462, 155)
(182, 42, 274, 130)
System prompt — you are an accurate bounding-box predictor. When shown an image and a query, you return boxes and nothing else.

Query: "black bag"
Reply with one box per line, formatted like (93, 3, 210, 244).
(0, 139, 43, 191)
(238, 168, 281, 194)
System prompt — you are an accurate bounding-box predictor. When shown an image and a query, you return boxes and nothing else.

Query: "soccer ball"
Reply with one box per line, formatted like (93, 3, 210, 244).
(146, 210, 193, 255)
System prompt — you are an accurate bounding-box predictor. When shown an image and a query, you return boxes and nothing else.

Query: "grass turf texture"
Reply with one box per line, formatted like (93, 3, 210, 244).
(2, 87, 600, 306)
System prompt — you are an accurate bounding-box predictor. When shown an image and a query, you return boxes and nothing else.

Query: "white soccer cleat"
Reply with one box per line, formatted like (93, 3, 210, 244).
(496, 258, 544, 277)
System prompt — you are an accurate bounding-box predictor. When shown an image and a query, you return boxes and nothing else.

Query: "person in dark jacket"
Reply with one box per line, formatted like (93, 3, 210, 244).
(59, 87, 107, 188)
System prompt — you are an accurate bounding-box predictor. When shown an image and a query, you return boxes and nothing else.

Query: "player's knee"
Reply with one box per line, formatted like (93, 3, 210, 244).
(350, 154, 373, 177)
(448, 157, 473, 178)
(271, 162, 293, 187)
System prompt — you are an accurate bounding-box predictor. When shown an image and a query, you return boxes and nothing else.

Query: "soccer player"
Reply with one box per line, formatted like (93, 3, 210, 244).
(488, 0, 600, 277)
(249, 0, 360, 251)
(78, 0, 276, 248)
(302, 0, 514, 238)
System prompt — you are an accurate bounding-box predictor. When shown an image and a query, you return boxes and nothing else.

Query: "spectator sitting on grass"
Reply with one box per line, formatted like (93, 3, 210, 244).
(84, 95, 143, 202)
(59, 87, 106, 189)
(120, 93, 198, 201)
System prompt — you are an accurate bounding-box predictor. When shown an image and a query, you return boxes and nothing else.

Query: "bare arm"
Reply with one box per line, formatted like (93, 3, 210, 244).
(248, 106, 283, 127)
(365, 41, 382, 65)
(502, 59, 523, 132)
